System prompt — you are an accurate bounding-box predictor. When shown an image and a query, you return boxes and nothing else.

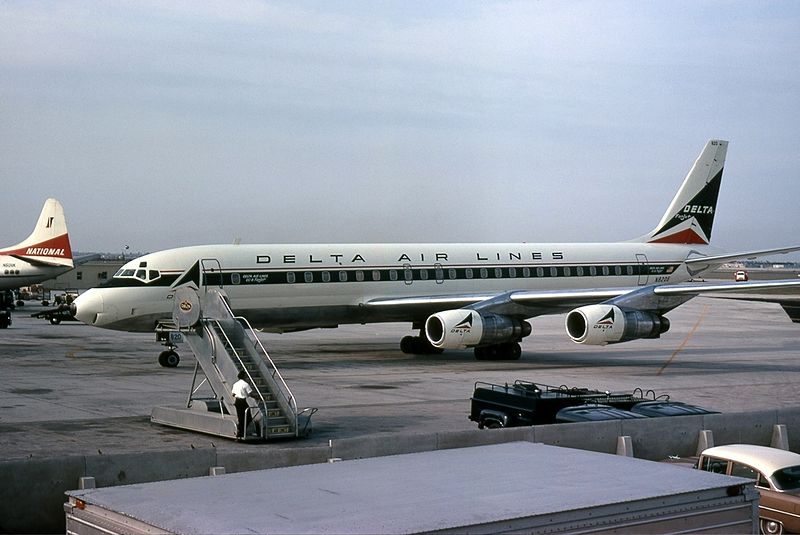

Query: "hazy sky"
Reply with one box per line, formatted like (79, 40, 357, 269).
(1, 1, 798, 258)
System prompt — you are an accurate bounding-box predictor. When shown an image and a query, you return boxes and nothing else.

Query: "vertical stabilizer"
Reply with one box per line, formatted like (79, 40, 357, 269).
(0, 198, 73, 267)
(636, 140, 728, 245)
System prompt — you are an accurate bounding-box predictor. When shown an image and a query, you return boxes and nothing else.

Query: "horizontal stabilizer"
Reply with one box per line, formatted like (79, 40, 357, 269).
(685, 245, 800, 269)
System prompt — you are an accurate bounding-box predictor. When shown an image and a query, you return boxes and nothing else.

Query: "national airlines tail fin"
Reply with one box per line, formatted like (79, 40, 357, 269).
(635, 139, 728, 245)
(0, 198, 73, 267)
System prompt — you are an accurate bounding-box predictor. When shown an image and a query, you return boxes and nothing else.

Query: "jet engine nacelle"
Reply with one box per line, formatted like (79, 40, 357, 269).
(425, 309, 532, 350)
(565, 304, 670, 345)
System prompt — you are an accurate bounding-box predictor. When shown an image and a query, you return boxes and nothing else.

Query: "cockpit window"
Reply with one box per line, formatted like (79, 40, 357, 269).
(112, 262, 160, 283)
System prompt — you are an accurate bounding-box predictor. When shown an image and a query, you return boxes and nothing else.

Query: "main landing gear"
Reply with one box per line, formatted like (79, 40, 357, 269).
(399, 329, 523, 361)
(400, 334, 444, 355)
(473, 342, 522, 361)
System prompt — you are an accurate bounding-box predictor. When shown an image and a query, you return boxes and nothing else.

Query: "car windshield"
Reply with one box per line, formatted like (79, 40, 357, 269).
(771, 465, 800, 491)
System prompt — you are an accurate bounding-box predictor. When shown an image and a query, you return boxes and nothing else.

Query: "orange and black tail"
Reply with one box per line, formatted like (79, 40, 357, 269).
(0, 198, 73, 267)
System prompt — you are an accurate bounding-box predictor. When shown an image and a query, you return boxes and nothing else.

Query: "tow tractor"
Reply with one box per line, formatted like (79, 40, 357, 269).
(470, 380, 717, 428)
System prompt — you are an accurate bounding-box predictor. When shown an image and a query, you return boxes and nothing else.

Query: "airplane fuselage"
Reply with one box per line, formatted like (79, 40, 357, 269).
(76, 241, 717, 332)
(0, 254, 72, 290)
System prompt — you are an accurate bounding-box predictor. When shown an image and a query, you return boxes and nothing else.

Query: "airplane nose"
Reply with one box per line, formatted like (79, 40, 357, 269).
(72, 290, 104, 325)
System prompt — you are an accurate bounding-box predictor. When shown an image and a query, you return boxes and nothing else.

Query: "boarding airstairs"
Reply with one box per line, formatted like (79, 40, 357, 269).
(151, 283, 315, 441)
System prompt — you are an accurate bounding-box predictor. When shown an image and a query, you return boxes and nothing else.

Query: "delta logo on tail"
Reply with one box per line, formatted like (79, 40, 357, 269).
(647, 168, 722, 245)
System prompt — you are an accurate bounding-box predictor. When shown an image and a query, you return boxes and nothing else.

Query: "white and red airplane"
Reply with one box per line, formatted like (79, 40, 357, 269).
(72, 140, 800, 365)
(1, 198, 74, 290)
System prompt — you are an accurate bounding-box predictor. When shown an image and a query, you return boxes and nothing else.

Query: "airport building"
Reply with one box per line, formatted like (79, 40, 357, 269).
(40, 255, 129, 293)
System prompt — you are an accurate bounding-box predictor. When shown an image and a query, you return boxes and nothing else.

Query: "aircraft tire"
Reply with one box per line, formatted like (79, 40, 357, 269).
(401, 336, 444, 355)
(49, 316, 61, 325)
(400, 336, 415, 354)
(474, 343, 521, 361)
(158, 350, 180, 368)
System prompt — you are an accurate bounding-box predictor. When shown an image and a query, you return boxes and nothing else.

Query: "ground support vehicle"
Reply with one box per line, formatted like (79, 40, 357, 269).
(0, 290, 13, 328)
(470, 380, 717, 428)
(30, 304, 77, 325)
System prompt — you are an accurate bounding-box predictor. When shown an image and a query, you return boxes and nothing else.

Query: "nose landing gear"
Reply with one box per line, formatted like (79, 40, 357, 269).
(156, 328, 181, 367)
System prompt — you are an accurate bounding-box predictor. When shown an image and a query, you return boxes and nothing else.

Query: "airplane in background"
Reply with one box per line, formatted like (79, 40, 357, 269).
(1, 198, 74, 290)
(1, 198, 74, 328)
(72, 140, 800, 365)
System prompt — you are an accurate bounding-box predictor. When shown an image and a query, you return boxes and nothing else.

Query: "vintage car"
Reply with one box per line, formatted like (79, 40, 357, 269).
(698, 444, 800, 534)
(735, 269, 749, 281)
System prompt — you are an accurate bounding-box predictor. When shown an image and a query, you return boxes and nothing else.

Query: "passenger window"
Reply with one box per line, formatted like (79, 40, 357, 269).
(731, 462, 758, 480)
(286, 272, 296, 283)
(448, 269, 457, 280)
(230, 273, 241, 285)
(389, 270, 398, 281)
(480, 268, 488, 279)
(339, 271, 348, 282)
(509, 267, 517, 278)
(550, 267, 558, 277)
(372, 270, 381, 281)
(522, 267, 530, 278)
(419, 269, 428, 281)
(602, 266, 610, 276)
(494, 268, 503, 278)
(322, 271, 331, 283)
(576, 266, 584, 276)
(536, 267, 544, 277)
(563, 266, 571, 277)
(465, 268, 473, 279)
(626, 265, 634, 276)
(356, 271, 364, 282)
(590, 266, 597, 276)
(304, 272, 313, 283)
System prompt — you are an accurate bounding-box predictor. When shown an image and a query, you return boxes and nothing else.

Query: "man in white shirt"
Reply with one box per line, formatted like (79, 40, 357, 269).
(231, 370, 255, 439)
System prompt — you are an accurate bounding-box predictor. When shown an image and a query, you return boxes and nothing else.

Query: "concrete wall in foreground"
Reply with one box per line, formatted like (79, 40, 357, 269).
(4, 407, 800, 534)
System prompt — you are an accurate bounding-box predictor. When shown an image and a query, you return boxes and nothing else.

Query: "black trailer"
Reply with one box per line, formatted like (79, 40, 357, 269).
(470, 380, 717, 428)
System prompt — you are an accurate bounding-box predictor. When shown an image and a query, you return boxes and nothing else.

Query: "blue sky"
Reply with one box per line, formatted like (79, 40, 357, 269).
(1, 1, 798, 257)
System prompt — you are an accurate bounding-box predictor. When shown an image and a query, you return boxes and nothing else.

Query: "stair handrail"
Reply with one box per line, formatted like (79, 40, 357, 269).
(206, 320, 270, 433)
(208, 305, 299, 437)
(231, 314, 299, 434)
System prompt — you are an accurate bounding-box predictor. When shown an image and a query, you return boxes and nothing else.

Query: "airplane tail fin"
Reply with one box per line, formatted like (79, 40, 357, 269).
(0, 198, 73, 267)
(635, 139, 728, 245)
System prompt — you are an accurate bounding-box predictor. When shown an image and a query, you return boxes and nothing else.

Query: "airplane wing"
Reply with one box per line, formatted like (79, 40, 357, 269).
(366, 279, 800, 320)
(684, 245, 800, 270)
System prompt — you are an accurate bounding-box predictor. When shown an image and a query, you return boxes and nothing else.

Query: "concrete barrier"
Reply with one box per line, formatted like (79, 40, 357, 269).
(6, 407, 800, 534)
(0, 455, 85, 534)
(331, 432, 438, 460)
(217, 444, 329, 472)
(533, 419, 623, 454)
